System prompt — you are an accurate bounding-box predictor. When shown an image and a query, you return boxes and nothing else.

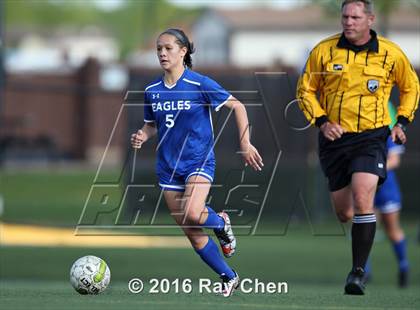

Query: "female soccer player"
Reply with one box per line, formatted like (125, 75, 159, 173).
(130, 28, 263, 297)
(364, 104, 409, 287)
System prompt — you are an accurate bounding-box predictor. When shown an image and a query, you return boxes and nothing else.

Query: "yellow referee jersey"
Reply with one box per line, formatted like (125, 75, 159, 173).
(297, 31, 419, 133)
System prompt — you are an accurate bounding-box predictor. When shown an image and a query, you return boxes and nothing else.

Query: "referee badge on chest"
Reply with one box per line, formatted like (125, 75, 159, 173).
(367, 79, 379, 93)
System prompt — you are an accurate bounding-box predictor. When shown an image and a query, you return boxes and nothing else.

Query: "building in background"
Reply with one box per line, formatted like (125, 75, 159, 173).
(6, 26, 120, 72)
(192, 5, 420, 68)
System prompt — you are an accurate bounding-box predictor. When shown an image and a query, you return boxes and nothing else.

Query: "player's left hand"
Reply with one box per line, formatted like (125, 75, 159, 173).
(131, 129, 146, 149)
(391, 125, 406, 145)
(240, 142, 264, 171)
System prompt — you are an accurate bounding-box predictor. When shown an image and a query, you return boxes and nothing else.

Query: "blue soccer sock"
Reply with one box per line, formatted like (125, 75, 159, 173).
(195, 237, 235, 279)
(393, 238, 409, 272)
(364, 257, 372, 275)
(201, 206, 224, 232)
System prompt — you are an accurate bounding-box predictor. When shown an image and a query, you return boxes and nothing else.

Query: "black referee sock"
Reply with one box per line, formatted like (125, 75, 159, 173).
(351, 214, 376, 271)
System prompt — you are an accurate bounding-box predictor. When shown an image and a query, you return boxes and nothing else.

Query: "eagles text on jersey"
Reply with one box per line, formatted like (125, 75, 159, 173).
(144, 68, 232, 176)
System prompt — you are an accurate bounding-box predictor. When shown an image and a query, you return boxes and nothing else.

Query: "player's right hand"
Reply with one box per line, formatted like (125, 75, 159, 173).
(320, 122, 346, 141)
(391, 125, 406, 145)
(131, 129, 146, 149)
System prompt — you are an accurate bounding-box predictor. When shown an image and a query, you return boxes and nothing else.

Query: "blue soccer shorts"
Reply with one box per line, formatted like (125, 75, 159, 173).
(157, 162, 215, 192)
(374, 173, 402, 214)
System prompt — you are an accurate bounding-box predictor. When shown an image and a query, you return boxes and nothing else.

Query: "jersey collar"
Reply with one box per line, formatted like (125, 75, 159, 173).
(337, 29, 379, 53)
(162, 68, 188, 89)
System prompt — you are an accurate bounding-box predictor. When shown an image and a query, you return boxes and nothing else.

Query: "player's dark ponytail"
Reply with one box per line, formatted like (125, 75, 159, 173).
(160, 28, 195, 69)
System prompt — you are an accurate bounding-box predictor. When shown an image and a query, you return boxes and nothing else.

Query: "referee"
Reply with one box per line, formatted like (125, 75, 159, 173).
(297, 0, 419, 295)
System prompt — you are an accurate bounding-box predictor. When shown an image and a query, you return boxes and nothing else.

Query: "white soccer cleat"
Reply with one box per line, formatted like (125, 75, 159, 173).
(215, 211, 236, 258)
(221, 271, 240, 297)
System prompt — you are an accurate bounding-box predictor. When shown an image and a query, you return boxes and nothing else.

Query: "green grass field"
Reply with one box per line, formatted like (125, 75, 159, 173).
(1, 232, 419, 310)
(1, 170, 419, 309)
(1, 280, 419, 310)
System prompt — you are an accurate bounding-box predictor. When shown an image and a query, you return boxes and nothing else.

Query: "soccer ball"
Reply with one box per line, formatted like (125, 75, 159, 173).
(70, 255, 111, 294)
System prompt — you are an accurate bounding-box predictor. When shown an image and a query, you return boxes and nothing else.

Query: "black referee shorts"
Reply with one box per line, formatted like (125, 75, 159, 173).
(318, 126, 389, 192)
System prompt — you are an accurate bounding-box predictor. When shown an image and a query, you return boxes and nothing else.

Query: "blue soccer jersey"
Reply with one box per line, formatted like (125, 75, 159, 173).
(374, 137, 405, 213)
(143, 69, 231, 189)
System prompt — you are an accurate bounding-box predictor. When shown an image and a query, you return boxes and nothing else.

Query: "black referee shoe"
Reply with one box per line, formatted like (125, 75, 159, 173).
(344, 267, 365, 295)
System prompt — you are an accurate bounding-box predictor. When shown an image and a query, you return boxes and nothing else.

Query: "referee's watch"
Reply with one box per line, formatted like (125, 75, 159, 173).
(396, 116, 409, 132)
(395, 123, 407, 132)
